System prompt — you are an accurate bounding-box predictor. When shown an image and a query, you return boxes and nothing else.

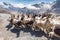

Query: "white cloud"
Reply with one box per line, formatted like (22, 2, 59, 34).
(12, 3, 40, 9)
(49, 1, 53, 4)
(13, 3, 25, 8)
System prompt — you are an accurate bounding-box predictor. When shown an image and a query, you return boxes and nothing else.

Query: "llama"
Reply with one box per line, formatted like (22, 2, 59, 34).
(49, 16, 60, 37)
(32, 14, 54, 33)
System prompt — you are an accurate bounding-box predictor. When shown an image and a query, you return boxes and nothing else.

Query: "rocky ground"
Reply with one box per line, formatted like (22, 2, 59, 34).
(0, 13, 60, 40)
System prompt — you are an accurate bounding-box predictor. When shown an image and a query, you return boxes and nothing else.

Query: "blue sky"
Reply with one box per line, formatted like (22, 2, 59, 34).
(0, 0, 55, 4)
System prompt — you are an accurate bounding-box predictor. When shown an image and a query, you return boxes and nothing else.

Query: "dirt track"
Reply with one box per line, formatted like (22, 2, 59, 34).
(0, 13, 60, 40)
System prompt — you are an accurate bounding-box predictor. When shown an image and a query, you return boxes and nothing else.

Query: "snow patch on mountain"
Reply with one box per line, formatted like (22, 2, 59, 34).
(42, 4, 52, 10)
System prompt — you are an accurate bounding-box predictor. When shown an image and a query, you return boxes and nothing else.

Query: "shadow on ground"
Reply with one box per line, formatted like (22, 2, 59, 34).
(6, 24, 13, 31)
(6, 24, 60, 40)
(6, 24, 47, 37)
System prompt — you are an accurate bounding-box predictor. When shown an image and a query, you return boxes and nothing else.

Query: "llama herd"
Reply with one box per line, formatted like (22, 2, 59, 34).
(8, 13, 60, 38)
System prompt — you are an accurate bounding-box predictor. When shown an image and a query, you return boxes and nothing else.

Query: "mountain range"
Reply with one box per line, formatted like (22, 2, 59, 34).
(0, 1, 59, 14)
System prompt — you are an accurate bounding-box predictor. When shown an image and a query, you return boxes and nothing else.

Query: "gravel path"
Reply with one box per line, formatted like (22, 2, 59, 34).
(0, 13, 60, 40)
